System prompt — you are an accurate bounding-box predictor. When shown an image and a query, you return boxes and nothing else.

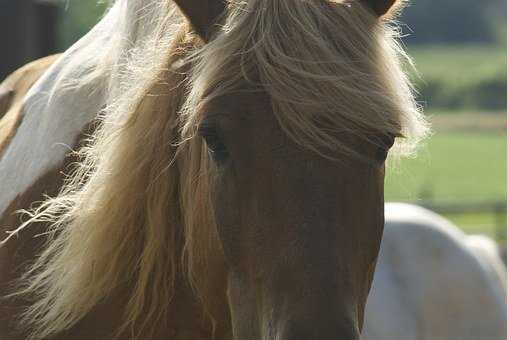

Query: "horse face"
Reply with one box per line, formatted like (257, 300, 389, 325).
(198, 90, 390, 340)
(174, 0, 404, 338)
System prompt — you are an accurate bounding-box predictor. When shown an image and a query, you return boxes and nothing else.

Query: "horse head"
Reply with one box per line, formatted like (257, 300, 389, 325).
(174, 0, 424, 339)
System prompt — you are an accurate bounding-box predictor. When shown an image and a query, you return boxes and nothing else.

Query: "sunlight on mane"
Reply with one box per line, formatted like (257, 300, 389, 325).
(182, 0, 429, 159)
(2, 0, 428, 339)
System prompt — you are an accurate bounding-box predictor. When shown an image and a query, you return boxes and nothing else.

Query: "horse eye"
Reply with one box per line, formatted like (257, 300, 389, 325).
(198, 124, 229, 164)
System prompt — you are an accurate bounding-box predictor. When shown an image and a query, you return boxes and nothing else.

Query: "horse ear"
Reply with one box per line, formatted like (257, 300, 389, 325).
(173, 0, 226, 41)
(360, 0, 405, 18)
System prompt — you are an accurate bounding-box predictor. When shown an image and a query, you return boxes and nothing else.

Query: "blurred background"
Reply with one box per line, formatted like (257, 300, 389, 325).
(1, 0, 506, 243)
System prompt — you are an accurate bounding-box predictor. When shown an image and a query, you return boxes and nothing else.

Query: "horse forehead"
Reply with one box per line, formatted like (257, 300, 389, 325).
(200, 91, 273, 123)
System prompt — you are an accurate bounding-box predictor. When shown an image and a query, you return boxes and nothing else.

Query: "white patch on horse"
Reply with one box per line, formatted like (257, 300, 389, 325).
(363, 203, 507, 340)
(0, 4, 121, 217)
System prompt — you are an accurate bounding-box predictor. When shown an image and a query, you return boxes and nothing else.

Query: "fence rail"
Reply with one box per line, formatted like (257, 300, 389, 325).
(418, 200, 507, 240)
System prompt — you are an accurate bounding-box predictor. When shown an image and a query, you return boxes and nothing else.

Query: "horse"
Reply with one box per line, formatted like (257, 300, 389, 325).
(0, 0, 428, 339)
(363, 203, 507, 340)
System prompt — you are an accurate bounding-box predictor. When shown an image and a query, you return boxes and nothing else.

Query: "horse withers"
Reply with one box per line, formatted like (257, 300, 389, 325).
(0, 0, 427, 339)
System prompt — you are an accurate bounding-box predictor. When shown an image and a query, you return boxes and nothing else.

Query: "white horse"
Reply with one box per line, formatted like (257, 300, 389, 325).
(363, 203, 507, 340)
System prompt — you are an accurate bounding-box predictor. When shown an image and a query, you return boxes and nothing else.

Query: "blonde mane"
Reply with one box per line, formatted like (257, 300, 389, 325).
(182, 0, 428, 158)
(3, 0, 428, 339)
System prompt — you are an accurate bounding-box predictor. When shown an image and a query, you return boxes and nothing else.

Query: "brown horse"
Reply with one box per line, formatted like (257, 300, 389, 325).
(0, 0, 428, 339)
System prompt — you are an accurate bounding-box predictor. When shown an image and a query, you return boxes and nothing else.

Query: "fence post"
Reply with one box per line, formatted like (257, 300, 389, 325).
(494, 203, 507, 241)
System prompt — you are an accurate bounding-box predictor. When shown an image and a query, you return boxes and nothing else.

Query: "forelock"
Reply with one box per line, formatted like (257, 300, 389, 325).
(182, 0, 429, 160)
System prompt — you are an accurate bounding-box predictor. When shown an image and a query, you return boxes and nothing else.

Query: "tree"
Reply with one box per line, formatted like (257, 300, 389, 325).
(401, 0, 497, 45)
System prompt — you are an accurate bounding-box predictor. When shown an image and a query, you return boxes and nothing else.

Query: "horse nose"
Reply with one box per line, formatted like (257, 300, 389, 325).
(279, 319, 361, 340)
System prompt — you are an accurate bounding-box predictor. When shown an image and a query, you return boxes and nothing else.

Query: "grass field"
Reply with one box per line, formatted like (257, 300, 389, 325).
(399, 44, 507, 239)
(385, 113, 507, 240)
(411, 45, 507, 83)
(385, 132, 507, 201)
(409, 45, 507, 110)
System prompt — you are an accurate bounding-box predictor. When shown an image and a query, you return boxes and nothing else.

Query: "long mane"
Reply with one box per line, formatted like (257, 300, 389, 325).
(3, 0, 428, 339)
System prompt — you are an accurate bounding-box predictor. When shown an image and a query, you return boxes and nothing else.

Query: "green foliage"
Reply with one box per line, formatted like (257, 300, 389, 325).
(57, 1, 109, 50)
(401, 0, 498, 45)
(410, 45, 507, 111)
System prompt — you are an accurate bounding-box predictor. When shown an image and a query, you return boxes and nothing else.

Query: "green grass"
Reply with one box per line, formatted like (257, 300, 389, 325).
(408, 45, 507, 110)
(445, 213, 497, 235)
(442, 212, 507, 245)
(411, 45, 507, 83)
(385, 132, 507, 201)
(397, 47, 507, 238)
(385, 126, 507, 239)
